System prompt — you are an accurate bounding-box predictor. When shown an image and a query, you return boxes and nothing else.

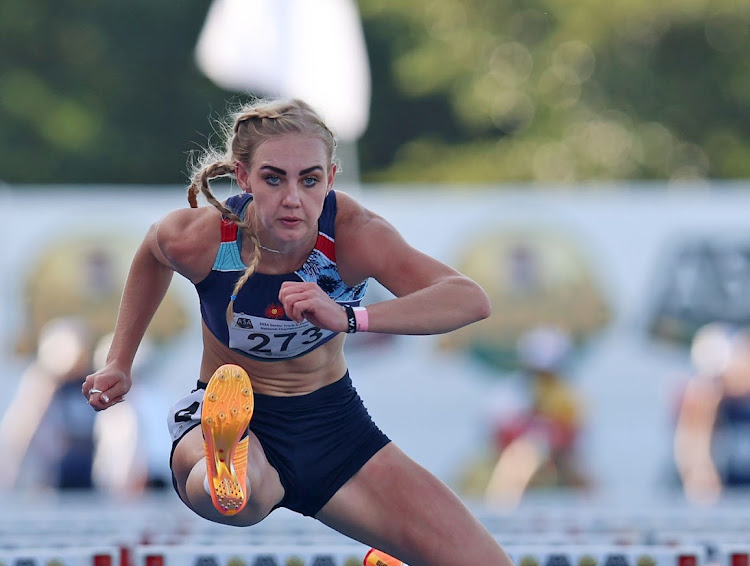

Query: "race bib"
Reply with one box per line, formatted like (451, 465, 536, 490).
(228, 313, 334, 359)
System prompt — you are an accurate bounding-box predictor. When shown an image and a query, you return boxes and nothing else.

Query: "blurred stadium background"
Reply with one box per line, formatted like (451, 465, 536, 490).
(1, 1, 750, 565)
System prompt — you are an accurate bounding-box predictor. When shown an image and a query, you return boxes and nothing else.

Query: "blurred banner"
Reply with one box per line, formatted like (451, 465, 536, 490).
(1, 184, 749, 496)
(14, 233, 189, 358)
(440, 227, 611, 371)
(648, 237, 750, 346)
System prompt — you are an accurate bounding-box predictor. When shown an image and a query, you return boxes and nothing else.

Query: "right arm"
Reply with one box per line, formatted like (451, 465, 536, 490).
(83, 207, 217, 410)
(673, 377, 722, 503)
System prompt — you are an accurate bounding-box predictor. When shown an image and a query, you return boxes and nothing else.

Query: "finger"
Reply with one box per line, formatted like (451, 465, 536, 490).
(278, 280, 301, 300)
(82, 380, 95, 398)
(289, 299, 315, 323)
(280, 296, 305, 321)
(280, 286, 307, 304)
(88, 393, 124, 410)
(279, 281, 317, 302)
(87, 388, 112, 404)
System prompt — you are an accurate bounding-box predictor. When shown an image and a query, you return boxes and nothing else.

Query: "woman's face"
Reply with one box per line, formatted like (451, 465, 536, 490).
(236, 133, 335, 247)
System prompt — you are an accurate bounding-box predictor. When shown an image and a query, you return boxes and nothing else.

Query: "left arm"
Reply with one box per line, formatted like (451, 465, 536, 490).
(673, 378, 722, 502)
(344, 244, 490, 335)
(280, 192, 491, 335)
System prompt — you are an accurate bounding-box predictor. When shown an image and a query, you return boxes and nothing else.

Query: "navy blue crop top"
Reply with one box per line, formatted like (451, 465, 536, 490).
(195, 191, 368, 361)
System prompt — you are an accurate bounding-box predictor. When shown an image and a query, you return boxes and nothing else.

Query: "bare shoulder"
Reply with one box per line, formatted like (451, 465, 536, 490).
(334, 190, 382, 231)
(155, 206, 220, 251)
(151, 206, 222, 280)
(334, 191, 403, 259)
(333, 190, 459, 294)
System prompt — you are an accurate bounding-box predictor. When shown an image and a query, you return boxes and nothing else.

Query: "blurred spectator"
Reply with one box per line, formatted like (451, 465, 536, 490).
(90, 333, 171, 494)
(482, 326, 590, 507)
(0, 317, 171, 495)
(4, 232, 192, 494)
(0, 317, 97, 490)
(673, 323, 750, 504)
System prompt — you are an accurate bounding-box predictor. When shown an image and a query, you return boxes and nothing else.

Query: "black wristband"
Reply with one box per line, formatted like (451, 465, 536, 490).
(343, 305, 357, 333)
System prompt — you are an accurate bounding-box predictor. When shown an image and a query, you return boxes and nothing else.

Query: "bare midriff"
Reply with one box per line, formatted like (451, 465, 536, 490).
(198, 323, 349, 396)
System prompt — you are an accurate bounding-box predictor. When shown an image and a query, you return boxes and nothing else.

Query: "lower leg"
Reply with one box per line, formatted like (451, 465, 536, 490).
(317, 444, 514, 566)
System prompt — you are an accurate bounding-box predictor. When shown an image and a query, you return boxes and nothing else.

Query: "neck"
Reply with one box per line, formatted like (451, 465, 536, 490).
(258, 243, 284, 254)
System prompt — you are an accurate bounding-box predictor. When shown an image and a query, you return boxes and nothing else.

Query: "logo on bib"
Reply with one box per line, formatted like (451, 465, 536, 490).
(236, 317, 254, 329)
(265, 303, 285, 319)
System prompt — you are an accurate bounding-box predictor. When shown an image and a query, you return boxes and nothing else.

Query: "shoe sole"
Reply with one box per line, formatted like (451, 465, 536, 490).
(202, 364, 254, 515)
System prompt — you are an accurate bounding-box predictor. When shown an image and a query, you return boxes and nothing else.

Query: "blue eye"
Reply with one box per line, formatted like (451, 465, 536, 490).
(264, 174, 281, 186)
(302, 177, 318, 187)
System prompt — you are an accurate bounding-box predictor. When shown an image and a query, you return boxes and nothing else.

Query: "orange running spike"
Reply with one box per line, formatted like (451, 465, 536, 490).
(364, 548, 404, 566)
(202, 364, 254, 515)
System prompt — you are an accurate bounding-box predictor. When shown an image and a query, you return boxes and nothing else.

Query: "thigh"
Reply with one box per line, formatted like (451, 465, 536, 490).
(315, 443, 513, 566)
(172, 425, 285, 526)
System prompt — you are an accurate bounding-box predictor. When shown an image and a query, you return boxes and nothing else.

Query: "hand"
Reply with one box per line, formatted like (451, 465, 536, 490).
(279, 281, 348, 332)
(81, 364, 132, 411)
(683, 465, 722, 504)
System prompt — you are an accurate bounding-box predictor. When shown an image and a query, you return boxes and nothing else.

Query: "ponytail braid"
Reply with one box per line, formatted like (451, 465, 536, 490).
(187, 159, 265, 324)
(187, 162, 234, 210)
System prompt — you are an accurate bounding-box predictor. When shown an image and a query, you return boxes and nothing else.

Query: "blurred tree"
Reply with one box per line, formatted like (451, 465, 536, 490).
(1, 0, 749, 185)
(357, 0, 750, 184)
(0, 0, 228, 184)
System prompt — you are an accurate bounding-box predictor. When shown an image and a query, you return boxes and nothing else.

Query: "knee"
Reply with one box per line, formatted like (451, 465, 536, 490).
(183, 464, 264, 526)
(184, 457, 281, 527)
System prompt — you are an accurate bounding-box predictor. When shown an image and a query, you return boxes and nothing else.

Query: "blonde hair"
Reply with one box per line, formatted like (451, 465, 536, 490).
(187, 98, 337, 324)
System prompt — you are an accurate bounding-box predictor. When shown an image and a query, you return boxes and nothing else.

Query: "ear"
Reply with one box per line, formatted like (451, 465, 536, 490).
(326, 163, 337, 193)
(235, 161, 252, 193)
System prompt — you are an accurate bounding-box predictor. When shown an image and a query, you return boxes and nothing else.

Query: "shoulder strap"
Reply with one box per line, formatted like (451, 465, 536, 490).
(219, 218, 237, 242)
(314, 191, 337, 261)
(317, 191, 337, 238)
(211, 194, 252, 271)
(225, 193, 253, 219)
(221, 193, 253, 247)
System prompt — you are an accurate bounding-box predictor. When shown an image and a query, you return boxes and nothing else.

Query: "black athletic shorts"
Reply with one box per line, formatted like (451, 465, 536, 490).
(168, 372, 391, 517)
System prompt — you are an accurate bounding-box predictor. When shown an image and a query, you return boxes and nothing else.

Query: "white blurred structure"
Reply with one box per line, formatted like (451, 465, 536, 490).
(690, 322, 735, 378)
(195, 0, 371, 145)
(0, 317, 96, 490)
(517, 326, 573, 373)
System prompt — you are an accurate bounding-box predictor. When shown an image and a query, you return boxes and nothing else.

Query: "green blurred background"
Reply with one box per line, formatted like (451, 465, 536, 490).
(2, 0, 749, 186)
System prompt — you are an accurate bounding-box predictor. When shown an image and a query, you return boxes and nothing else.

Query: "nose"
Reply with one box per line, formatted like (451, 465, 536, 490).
(281, 183, 301, 207)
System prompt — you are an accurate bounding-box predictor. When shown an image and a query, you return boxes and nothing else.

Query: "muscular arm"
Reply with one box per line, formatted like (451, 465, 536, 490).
(673, 378, 722, 502)
(335, 192, 491, 335)
(84, 207, 216, 408)
(104, 222, 175, 372)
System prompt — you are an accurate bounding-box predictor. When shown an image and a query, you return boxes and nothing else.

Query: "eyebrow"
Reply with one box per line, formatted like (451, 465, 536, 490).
(260, 165, 324, 176)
